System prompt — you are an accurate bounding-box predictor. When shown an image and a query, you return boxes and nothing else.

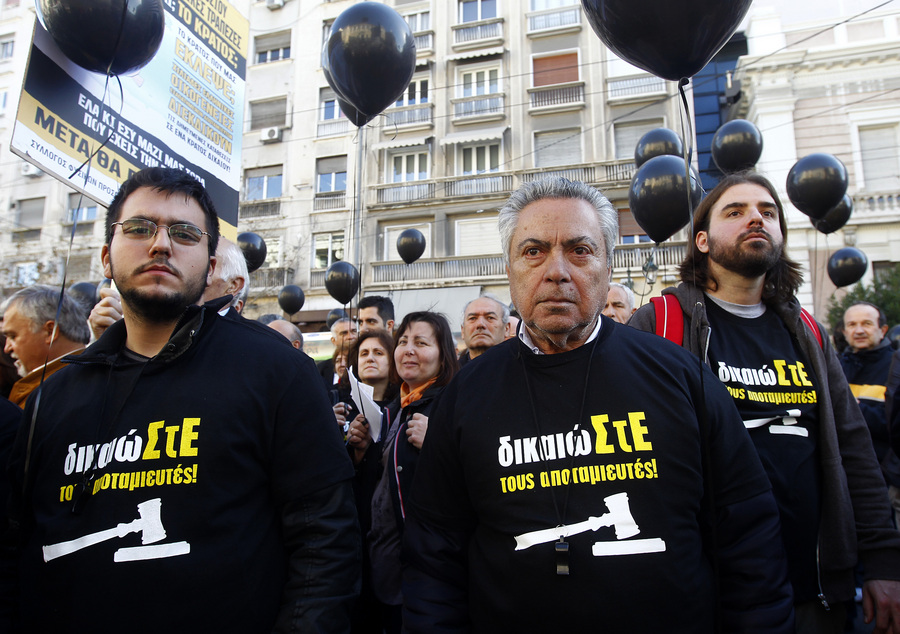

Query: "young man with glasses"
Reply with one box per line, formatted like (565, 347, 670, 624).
(1, 168, 360, 632)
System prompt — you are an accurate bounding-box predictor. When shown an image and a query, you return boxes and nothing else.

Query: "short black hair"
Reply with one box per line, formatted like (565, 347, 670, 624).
(358, 295, 395, 323)
(106, 167, 220, 258)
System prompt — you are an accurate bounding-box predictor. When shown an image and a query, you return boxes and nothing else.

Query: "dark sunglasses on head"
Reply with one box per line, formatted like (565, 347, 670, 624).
(111, 218, 210, 245)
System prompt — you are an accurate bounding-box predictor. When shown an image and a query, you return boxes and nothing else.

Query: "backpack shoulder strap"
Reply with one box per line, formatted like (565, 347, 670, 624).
(650, 295, 684, 346)
(799, 307, 823, 348)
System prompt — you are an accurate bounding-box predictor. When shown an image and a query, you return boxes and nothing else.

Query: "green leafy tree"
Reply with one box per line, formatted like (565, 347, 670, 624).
(826, 264, 900, 335)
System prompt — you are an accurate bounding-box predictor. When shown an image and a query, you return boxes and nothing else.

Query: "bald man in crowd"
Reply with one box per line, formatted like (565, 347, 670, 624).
(268, 319, 304, 351)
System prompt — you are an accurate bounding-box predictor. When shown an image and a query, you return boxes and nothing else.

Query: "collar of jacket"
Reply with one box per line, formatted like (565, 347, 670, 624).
(64, 296, 231, 367)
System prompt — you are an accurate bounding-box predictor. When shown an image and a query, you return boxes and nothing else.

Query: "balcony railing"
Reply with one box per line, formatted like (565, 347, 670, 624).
(239, 200, 281, 219)
(608, 75, 667, 99)
(313, 192, 347, 211)
(414, 32, 433, 51)
(12, 229, 41, 242)
(372, 255, 505, 284)
(521, 165, 596, 183)
(452, 93, 505, 119)
(604, 160, 636, 183)
(529, 82, 584, 109)
(527, 5, 581, 34)
(376, 181, 435, 205)
(384, 103, 432, 127)
(519, 160, 635, 186)
(310, 269, 327, 288)
(612, 242, 686, 273)
(852, 190, 900, 216)
(443, 173, 513, 197)
(250, 267, 293, 290)
(452, 18, 503, 46)
(317, 118, 349, 138)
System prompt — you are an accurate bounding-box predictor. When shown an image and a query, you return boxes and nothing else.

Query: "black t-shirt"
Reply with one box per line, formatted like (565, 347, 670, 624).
(706, 299, 821, 602)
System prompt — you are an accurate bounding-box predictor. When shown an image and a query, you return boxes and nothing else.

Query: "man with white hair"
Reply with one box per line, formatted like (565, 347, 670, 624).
(459, 293, 509, 366)
(2, 285, 90, 407)
(602, 282, 636, 324)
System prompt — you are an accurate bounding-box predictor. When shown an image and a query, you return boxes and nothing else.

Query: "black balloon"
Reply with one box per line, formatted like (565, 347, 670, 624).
(323, 66, 377, 128)
(827, 247, 868, 287)
(711, 119, 763, 173)
(325, 261, 360, 305)
(37, 0, 165, 76)
(812, 195, 852, 235)
(582, 0, 752, 81)
(326, 308, 348, 329)
(237, 232, 267, 273)
(67, 281, 98, 312)
(323, 2, 416, 119)
(278, 285, 305, 315)
(629, 155, 702, 244)
(786, 153, 849, 220)
(634, 128, 684, 168)
(397, 228, 427, 265)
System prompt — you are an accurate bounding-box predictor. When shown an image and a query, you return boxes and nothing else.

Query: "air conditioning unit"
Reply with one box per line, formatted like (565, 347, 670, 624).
(260, 126, 283, 143)
(266, 0, 284, 10)
(21, 163, 43, 178)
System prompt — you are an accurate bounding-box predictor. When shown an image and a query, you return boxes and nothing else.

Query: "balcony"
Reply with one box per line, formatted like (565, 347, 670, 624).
(521, 165, 596, 183)
(317, 118, 349, 138)
(239, 200, 281, 219)
(527, 5, 581, 36)
(851, 190, 900, 218)
(11, 229, 41, 242)
(414, 31, 433, 53)
(371, 254, 505, 285)
(376, 181, 435, 205)
(520, 159, 636, 187)
(313, 192, 347, 212)
(443, 173, 513, 197)
(451, 93, 505, 122)
(612, 242, 687, 274)
(383, 103, 433, 128)
(452, 18, 504, 49)
(607, 75, 667, 100)
(528, 81, 585, 113)
(250, 267, 294, 291)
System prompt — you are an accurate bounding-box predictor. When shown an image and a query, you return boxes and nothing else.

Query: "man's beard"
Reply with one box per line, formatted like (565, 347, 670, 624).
(113, 260, 208, 324)
(707, 231, 782, 278)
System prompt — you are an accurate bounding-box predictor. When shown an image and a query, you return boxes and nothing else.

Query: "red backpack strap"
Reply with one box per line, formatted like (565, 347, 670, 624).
(650, 295, 683, 346)
(799, 308, 823, 348)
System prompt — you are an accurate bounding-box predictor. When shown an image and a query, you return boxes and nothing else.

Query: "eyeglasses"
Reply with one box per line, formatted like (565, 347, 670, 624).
(111, 218, 210, 245)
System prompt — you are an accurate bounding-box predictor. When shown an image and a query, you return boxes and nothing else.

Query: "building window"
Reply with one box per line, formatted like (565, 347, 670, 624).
(531, 0, 573, 8)
(14, 263, 38, 286)
(245, 166, 283, 201)
(250, 98, 287, 130)
(391, 151, 429, 183)
(0, 39, 13, 60)
(320, 88, 346, 121)
(255, 31, 291, 64)
(313, 233, 344, 269)
(384, 223, 432, 261)
(461, 143, 500, 175)
(456, 217, 501, 256)
(859, 124, 900, 191)
(66, 193, 98, 223)
(613, 119, 663, 160)
(405, 10, 431, 32)
(533, 52, 579, 87)
(396, 77, 429, 107)
(322, 20, 335, 47)
(459, 0, 496, 22)
(17, 197, 44, 229)
(460, 66, 500, 97)
(316, 156, 347, 193)
(535, 129, 581, 167)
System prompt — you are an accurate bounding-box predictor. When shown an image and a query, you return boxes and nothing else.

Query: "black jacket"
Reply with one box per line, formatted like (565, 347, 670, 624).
(1, 298, 360, 633)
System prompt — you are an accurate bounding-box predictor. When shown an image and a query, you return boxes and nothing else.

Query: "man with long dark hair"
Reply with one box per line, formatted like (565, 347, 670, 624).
(630, 172, 900, 633)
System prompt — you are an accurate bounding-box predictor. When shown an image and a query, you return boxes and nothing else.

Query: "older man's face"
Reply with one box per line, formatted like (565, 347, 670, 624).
(507, 197, 609, 353)
(462, 297, 506, 357)
(602, 286, 633, 324)
(1, 305, 50, 376)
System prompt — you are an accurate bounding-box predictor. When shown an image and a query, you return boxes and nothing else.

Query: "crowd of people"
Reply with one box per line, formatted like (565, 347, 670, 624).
(0, 166, 899, 633)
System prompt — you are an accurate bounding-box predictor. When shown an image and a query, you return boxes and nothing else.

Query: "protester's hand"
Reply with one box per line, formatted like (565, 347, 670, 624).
(347, 414, 371, 450)
(863, 578, 900, 634)
(406, 413, 428, 450)
(88, 286, 122, 342)
(332, 402, 350, 426)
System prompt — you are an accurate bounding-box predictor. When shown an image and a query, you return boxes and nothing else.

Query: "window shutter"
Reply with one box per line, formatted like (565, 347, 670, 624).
(860, 125, 900, 190)
(535, 130, 581, 167)
(456, 217, 501, 256)
(533, 53, 578, 87)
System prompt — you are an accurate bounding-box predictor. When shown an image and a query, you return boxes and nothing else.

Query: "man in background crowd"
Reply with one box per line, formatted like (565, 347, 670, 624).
(458, 294, 508, 366)
(357, 295, 395, 334)
(1, 285, 89, 407)
(268, 318, 304, 351)
(602, 281, 636, 324)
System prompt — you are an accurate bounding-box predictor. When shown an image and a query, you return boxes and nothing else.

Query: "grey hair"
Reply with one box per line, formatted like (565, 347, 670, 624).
(214, 238, 249, 309)
(330, 317, 353, 336)
(463, 292, 510, 326)
(498, 177, 618, 268)
(608, 282, 635, 313)
(1, 284, 90, 344)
